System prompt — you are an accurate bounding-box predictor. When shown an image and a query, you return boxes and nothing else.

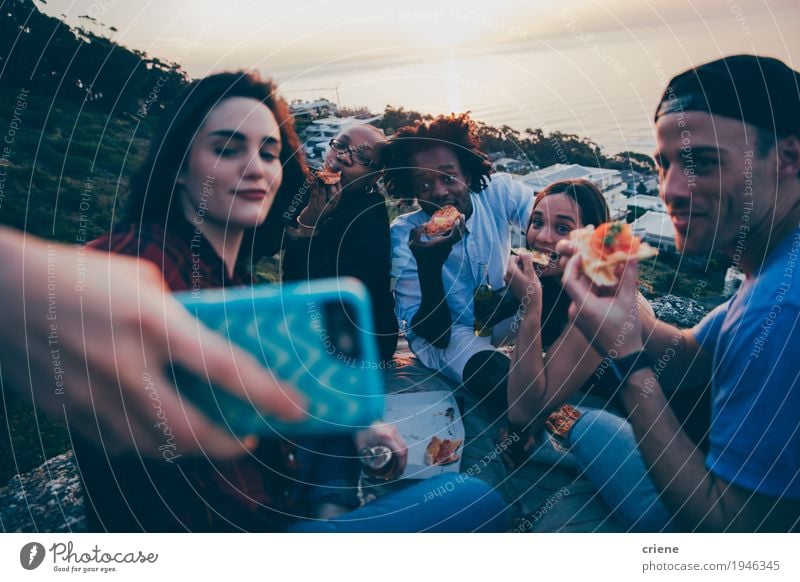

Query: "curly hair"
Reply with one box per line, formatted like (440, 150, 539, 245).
(383, 113, 493, 199)
(127, 71, 310, 258)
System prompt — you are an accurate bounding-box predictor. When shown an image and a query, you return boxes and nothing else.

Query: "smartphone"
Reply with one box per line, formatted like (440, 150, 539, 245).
(171, 277, 384, 437)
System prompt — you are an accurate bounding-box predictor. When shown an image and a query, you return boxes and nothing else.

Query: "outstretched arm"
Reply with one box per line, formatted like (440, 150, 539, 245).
(0, 228, 306, 460)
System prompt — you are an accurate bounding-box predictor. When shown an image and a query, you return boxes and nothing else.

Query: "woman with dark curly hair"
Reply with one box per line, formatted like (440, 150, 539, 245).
(385, 113, 534, 416)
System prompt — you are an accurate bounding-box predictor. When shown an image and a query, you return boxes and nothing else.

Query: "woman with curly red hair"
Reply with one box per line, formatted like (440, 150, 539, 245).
(385, 113, 534, 417)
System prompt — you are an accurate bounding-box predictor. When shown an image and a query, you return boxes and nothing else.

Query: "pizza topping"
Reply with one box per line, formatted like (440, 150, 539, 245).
(316, 166, 341, 185)
(424, 436, 462, 466)
(590, 222, 640, 259)
(423, 205, 461, 237)
(570, 222, 658, 286)
(544, 404, 582, 437)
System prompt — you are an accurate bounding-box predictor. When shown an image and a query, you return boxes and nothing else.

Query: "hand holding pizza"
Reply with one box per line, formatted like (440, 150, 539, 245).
(408, 212, 466, 267)
(561, 249, 644, 358)
(504, 250, 542, 303)
(569, 222, 657, 287)
(296, 167, 343, 230)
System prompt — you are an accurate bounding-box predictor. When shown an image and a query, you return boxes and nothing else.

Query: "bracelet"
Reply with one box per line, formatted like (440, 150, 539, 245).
(606, 350, 654, 385)
(296, 217, 316, 230)
(506, 419, 532, 439)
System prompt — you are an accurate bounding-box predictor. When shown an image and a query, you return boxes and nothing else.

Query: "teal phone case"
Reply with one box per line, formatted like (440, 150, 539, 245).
(172, 277, 384, 436)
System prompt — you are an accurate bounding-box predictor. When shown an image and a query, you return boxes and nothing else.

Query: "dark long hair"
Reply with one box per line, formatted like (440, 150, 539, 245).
(535, 179, 610, 349)
(127, 71, 310, 258)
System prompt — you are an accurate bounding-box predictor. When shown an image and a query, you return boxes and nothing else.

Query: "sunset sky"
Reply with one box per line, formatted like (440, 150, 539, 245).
(38, 0, 799, 77)
(32, 0, 799, 153)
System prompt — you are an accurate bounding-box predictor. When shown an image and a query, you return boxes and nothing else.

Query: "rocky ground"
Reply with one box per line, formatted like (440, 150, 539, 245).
(0, 451, 86, 532)
(648, 294, 709, 328)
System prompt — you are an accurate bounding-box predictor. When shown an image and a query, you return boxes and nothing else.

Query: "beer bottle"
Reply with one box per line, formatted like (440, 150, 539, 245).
(359, 445, 398, 480)
(474, 262, 494, 337)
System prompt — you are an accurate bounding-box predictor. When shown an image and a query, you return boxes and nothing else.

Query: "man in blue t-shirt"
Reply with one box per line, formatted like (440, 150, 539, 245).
(559, 55, 800, 531)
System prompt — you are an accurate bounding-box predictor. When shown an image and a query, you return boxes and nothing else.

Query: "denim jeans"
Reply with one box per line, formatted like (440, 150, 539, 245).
(568, 408, 676, 532)
(289, 474, 509, 532)
(294, 435, 361, 511)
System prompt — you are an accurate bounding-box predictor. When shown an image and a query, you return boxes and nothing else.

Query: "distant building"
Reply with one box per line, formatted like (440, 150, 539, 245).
(723, 266, 746, 297)
(621, 169, 658, 196)
(632, 211, 676, 252)
(516, 163, 628, 220)
(492, 157, 535, 174)
(290, 99, 338, 122)
(627, 195, 666, 221)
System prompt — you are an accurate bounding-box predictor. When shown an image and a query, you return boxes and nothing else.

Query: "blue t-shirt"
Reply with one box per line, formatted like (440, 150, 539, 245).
(693, 228, 800, 499)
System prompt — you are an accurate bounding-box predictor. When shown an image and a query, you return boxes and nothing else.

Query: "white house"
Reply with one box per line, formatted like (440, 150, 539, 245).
(289, 99, 338, 121)
(632, 211, 676, 252)
(302, 115, 382, 158)
(621, 170, 659, 195)
(627, 195, 666, 217)
(516, 163, 628, 220)
(492, 157, 534, 174)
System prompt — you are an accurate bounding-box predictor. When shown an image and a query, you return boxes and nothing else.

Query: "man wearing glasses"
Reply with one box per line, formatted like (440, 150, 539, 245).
(283, 124, 399, 362)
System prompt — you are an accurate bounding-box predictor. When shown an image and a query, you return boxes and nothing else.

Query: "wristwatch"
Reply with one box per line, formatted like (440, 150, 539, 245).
(606, 351, 654, 384)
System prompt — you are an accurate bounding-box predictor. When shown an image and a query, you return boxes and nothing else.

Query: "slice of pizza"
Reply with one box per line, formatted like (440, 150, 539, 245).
(423, 205, 461, 237)
(316, 166, 341, 185)
(511, 248, 552, 268)
(570, 222, 658, 286)
(424, 436, 462, 466)
(530, 249, 553, 267)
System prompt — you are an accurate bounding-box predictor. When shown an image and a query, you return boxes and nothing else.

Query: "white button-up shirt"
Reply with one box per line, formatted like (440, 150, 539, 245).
(391, 173, 534, 345)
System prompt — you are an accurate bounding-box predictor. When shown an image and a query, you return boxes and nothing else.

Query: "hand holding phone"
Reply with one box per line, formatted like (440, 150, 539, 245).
(172, 278, 385, 437)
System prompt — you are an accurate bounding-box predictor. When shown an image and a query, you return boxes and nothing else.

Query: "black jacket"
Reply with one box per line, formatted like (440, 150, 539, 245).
(282, 190, 399, 361)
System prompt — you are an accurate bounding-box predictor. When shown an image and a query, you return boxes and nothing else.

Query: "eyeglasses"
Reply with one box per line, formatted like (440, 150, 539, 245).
(329, 138, 375, 167)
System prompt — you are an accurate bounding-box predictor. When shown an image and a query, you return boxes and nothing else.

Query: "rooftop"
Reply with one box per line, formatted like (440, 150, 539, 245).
(311, 115, 382, 127)
(628, 195, 666, 212)
(516, 163, 620, 191)
(633, 210, 675, 241)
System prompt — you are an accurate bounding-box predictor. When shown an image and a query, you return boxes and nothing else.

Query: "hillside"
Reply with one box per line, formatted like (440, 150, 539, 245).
(0, 0, 189, 242)
(0, 0, 191, 484)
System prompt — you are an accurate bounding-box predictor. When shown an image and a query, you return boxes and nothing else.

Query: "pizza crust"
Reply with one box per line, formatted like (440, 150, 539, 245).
(511, 248, 552, 268)
(530, 250, 552, 267)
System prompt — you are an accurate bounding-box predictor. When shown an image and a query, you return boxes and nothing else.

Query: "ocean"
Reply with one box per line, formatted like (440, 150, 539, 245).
(273, 11, 798, 156)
